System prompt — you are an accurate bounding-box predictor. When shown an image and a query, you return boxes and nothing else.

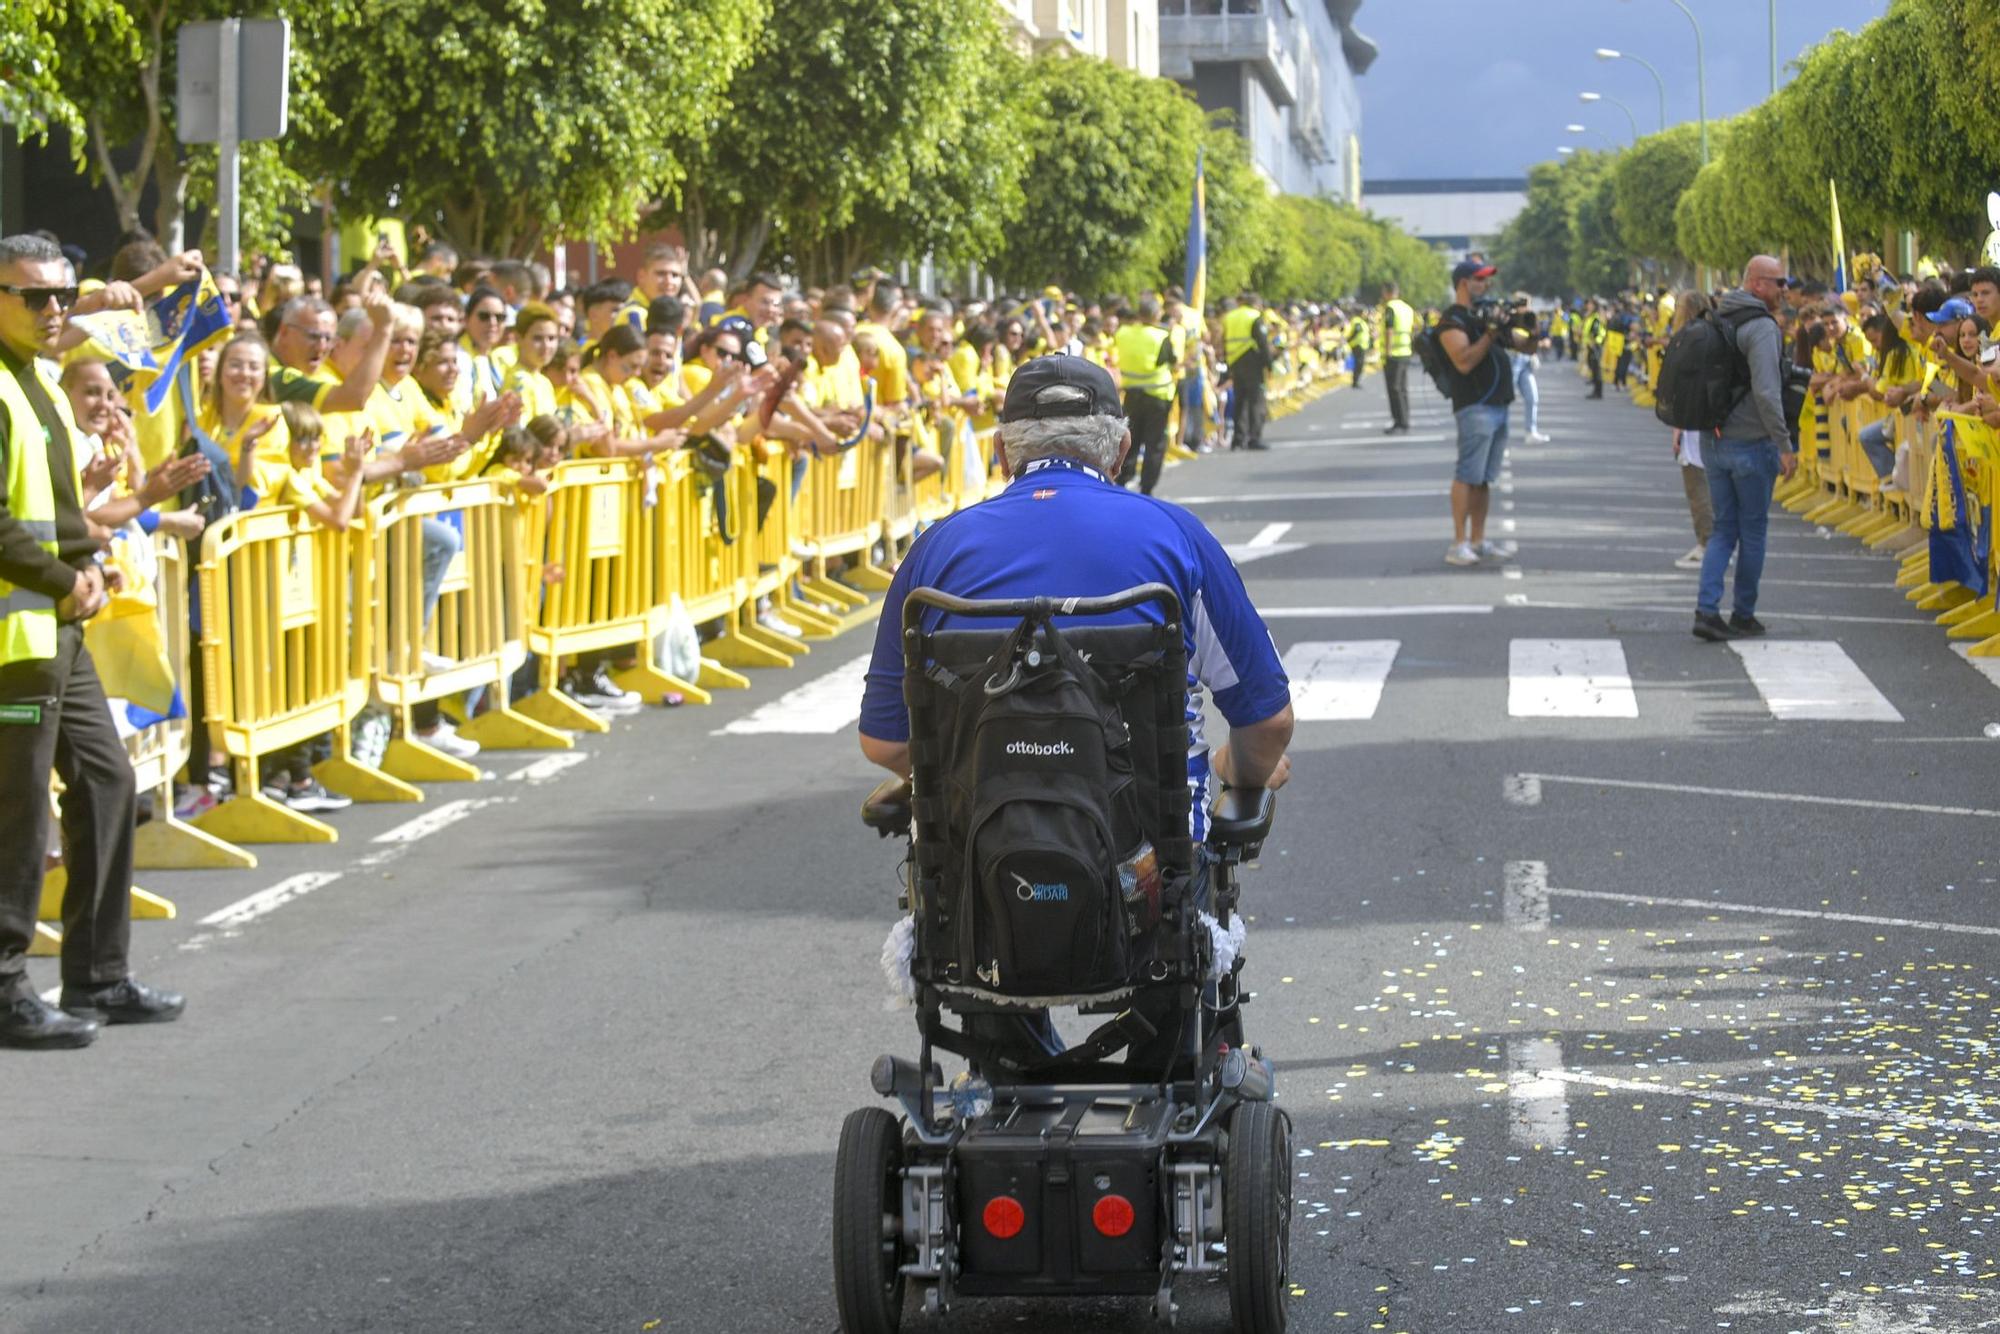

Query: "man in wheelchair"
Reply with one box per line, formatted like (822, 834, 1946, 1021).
(838, 355, 1295, 1331)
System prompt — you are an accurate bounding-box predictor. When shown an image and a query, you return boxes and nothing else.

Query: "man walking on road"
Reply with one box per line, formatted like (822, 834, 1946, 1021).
(1380, 282, 1415, 434)
(1220, 293, 1271, 452)
(1692, 255, 1799, 643)
(0, 234, 184, 1049)
(1114, 293, 1180, 493)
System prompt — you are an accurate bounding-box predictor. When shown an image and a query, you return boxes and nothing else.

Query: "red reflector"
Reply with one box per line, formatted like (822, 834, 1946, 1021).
(1092, 1194, 1135, 1237)
(983, 1195, 1026, 1239)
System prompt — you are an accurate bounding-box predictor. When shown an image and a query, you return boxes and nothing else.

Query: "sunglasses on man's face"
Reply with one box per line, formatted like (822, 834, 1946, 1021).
(714, 347, 744, 362)
(0, 284, 80, 310)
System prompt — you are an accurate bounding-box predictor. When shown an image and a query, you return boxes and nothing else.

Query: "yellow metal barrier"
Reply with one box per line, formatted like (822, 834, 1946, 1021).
(794, 437, 893, 611)
(365, 479, 570, 785)
(190, 506, 372, 842)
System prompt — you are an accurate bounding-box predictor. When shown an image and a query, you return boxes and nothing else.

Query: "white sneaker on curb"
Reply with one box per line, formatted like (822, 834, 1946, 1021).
(757, 608, 804, 638)
(1526, 431, 1551, 444)
(1474, 539, 1516, 561)
(1673, 546, 1706, 570)
(1445, 541, 1481, 567)
(418, 719, 481, 760)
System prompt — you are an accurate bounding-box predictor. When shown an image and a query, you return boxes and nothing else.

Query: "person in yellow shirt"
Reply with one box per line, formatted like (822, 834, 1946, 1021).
(266, 288, 393, 414)
(1857, 311, 1922, 479)
(570, 324, 687, 459)
(854, 279, 910, 422)
(461, 287, 513, 406)
(503, 303, 563, 424)
(196, 333, 290, 510)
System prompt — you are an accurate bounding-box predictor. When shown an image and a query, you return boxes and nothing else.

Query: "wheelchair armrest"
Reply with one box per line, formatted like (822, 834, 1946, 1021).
(1206, 786, 1275, 853)
(861, 776, 913, 838)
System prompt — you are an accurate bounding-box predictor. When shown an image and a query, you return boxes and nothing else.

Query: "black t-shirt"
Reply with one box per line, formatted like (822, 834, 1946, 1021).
(1436, 305, 1514, 412)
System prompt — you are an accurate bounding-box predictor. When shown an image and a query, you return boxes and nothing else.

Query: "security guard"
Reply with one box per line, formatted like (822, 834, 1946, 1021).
(1380, 282, 1416, 434)
(1345, 305, 1373, 388)
(1113, 293, 1180, 494)
(0, 233, 183, 1050)
(1220, 293, 1272, 451)
(1582, 300, 1608, 399)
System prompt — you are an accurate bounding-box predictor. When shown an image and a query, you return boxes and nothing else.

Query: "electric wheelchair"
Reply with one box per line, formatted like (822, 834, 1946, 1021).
(833, 584, 1287, 1332)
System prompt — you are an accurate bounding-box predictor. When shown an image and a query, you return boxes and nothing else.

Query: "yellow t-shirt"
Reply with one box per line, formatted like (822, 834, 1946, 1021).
(854, 321, 909, 406)
(503, 362, 558, 423)
(197, 402, 290, 503)
(268, 363, 339, 412)
(947, 344, 981, 401)
(680, 361, 714, 400)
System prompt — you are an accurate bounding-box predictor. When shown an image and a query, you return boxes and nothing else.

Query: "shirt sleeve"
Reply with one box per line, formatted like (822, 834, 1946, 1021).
(860, 553, 919, 742)
(1178, 513, 1290, 727)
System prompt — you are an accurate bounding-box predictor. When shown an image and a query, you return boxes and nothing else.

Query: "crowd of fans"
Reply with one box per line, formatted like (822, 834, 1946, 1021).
(22, 227, 1374, 830)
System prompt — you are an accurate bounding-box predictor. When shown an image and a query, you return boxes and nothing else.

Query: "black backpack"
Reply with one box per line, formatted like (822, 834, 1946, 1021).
(1411, 323, 1457, 398)
(1654, 306, 1770, 431)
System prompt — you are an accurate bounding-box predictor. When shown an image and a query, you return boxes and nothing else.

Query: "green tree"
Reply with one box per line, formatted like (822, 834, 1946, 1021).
(297, 0, 763, 258)
(1611, 124, 1701, 269)
(718, 0, 1027, 286)
(1569, 159, 1629, 295)
(0, 0, 132, 137)
(1253, 196, 1360, 301)
(1190, 118, 1276, 298)
(1493, 159, 1585, 298)
(992, 52, 1205, 295)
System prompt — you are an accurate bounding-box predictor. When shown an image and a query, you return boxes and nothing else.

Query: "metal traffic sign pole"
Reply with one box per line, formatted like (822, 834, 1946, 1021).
(217, 18, 240, 275)
(177, 18, 290, 276)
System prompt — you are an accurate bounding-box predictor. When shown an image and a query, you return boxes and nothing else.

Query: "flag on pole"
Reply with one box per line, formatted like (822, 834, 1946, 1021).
(141, 270, 234, 414)
(1830, 179, 1849, 295)
(1184, 147, 1206, 318)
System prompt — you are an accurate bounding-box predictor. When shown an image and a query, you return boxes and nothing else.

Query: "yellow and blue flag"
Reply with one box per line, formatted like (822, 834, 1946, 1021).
(1830, 179, 1848, 295)
(142, 270, 234, 413)
(1184, 147, 1206, 318)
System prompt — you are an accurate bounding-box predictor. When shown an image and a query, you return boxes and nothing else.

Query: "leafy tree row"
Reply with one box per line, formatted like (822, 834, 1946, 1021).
(7, 0, 1441, 300)
(1494, 0, 2000, 297)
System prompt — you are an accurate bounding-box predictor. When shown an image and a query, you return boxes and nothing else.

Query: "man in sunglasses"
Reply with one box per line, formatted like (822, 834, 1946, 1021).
(1691, 254, 1799, 643)
(0, 233, 184, 1049)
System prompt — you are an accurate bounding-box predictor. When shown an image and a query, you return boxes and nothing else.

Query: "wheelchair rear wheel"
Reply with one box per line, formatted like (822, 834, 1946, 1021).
(833, 1107, 906, 1333)
(1225, 1100, 1292, 1333)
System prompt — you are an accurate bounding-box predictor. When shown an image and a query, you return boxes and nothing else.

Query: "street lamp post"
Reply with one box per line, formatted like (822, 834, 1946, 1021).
(1593, 48, 1667, 132)
(1565, 123, 1620, 152)
(1579, 91, 1638, 144)
(1664, 0, 1709, 164)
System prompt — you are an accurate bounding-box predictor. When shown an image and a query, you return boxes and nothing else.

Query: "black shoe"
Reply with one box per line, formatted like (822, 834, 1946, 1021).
(1692, 612, 1737, 643)
(0, 993, 100, 1048)
(60, 977, 185, 1026)
(1246, 441, 1269, 451)
(1728, 613, 1767, 636)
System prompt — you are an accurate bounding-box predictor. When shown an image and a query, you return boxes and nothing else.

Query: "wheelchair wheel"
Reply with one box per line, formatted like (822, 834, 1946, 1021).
(1226, 1100, 1292, 1334)
(833, 1107, 906, 1334)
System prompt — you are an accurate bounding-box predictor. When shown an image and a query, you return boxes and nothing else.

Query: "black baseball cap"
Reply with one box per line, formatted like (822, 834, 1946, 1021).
(999, 354, 1124, 423)
(1452, 260, 1498, 283)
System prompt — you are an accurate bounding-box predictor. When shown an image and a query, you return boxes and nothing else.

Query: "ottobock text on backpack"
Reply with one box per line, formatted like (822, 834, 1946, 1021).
(1654, 306, 1770, 431)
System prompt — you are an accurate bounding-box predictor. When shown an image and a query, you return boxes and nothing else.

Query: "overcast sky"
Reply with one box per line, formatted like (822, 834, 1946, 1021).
(1354, 0, 1890, 182)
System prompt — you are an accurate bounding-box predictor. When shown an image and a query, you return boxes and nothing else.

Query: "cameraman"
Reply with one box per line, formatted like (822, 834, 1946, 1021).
(1436, 260, 1524, 567)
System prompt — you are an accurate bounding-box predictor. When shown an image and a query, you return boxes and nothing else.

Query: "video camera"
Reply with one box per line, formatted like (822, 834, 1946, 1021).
(1471, 296, 1539, 343)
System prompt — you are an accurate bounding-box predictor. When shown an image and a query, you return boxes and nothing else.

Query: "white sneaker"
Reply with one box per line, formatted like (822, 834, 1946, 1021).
(1445, 541, 1481, 566)
(1526, 431, 1551, 444)
(421, 651, 457, 674)
(1474, 539, 1515, 561)
(418, 719, 481, 760)
(352, 709, 393, 768)
(1673, 546, 1706, 570)
(758, 609, 804, 638)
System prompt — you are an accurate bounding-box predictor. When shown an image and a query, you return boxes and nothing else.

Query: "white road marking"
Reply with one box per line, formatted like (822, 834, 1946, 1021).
(1729, 640, 1902, 721)
(1953, 643, 2000, 689)
(1507, 1037, 1571, 1150)
(1503, 860, 1550, 929)
(1546, 883, 2000, 939)
(1260, 604, 1493, 619)
(1547, 1070, 2000, 1137)
(1516, 771, 2000, 819)
(1282, 640, 1400, 721)
(1173, 487, 1445, 505)
(716, 654, 871, 735)
(197, 871, 345, 931)
(1223, 522, 1306, 566)
(1500, 518, 1517, 533)
(1502, 567, 1523, 581)
(1505, 596, 1932, 627)
(371, 798, 501, 845)
(1247, 522, 1292, 548)
(505, 751, 592, 784)
(1277, 433, 1450, 448)
(1508, 639, 1637, 718)
(1501, 774, 1543, 806)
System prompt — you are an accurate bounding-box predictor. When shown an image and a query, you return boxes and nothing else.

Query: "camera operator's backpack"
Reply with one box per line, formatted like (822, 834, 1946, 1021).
(1654, 306, 1770, 431)
(1410, 323, 1457, 398)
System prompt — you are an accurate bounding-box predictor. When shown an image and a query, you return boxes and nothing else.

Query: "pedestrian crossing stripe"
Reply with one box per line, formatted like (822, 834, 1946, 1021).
(1282, 640, 1399, 720)
(1507, 639, 1637, 718)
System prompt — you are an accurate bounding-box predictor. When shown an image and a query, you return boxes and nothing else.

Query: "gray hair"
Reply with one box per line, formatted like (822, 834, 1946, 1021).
(280, 295, 332, 327)
(0, 234, 64, 271)
(997, 412, 1128, 476)
(335, 305, 373, 340)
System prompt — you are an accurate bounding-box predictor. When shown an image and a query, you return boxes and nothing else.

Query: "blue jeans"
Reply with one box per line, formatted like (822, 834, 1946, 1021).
(419, 517, 461, 627)
(1453, 402, 1510, 485)
(1858, 417, 1896, 478)
(1698, 438, 1780, 617)
(1512, 353, 1539, 437)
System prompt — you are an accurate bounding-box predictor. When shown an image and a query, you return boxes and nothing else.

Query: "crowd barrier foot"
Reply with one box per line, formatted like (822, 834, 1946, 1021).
(1850, 512, 1904, 542)
(609, 661, 711, 706)
(1906, 580, 1944, 603)
(1896, 561, 1931, 589)
(456, 706, 572, 751)
(195, 792, 338, 844)
(133, 813, 258, 870)
(1939, 595, 1995, 626)
(317, 755, 424, 804)
(1947, 608, 2000, 640)
(1780, 484, 1825, 512)
(1801, 497, 1854, 524)
(1866, 524, 1921, 551)
(1970, 631, 2000, 657)
(514, 688, 610, 734)
(842, 559, 896, 593)
(29, 922, 60, 957)
(708, 618, 803, 669)
(779, 593, 843, 638)
(803, 575, 869, 610)
(1895, 539, 1930, 562)
(1916, 584, 1975, 613)
(38, 866, 176, 922)
(1835, 507, 1886, 538)
(381, 738, 481, 785)
(697, 657, 751, 691)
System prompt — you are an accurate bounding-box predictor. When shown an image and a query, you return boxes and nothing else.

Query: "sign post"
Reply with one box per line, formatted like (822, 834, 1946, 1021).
(177, 18, 290, 275)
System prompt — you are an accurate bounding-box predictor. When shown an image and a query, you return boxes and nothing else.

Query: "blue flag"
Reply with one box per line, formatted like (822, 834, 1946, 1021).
(1929, 419, 1991, 598)
(143, 271, 234, 414)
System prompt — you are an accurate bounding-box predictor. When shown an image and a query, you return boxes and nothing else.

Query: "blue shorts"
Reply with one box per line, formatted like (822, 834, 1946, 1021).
(1453, 402, 1509, 486)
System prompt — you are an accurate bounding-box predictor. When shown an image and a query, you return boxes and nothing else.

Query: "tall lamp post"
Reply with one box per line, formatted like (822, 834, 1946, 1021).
(1663, 0, 1708, 164)
(1566, 123, 1622, 152)
(1578, 92, 1639, 144)
(1593, 48, 1667, 132)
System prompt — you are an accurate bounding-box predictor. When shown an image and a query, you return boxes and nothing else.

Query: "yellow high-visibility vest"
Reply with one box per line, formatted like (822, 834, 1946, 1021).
(1114, 322, 1174, 400)
(1222, 306, 1262, 367)
(0, 357, 82, 665)
(1383, 299, 1415, 358)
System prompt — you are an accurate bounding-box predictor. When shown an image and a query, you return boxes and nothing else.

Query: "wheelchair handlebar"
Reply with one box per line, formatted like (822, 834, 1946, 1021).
(901, 583, 1184, 632)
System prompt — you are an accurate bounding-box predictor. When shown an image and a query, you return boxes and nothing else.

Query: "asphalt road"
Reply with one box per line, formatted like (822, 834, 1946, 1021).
(8, 361, 2000, 1334)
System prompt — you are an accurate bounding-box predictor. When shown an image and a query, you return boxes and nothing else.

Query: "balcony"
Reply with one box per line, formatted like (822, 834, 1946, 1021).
(1159, 2, 1299, 108)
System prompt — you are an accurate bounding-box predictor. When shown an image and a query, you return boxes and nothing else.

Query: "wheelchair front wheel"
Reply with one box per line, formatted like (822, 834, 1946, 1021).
(832, 1106, 907, 1333)
(1226, 1100, 1292, 1334)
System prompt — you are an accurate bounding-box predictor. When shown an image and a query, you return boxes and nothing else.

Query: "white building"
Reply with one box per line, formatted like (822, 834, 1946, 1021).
(998, 0, 1162, 77)
(1360, 177, 1528, 265)
(1158, 0, 1377, 203)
